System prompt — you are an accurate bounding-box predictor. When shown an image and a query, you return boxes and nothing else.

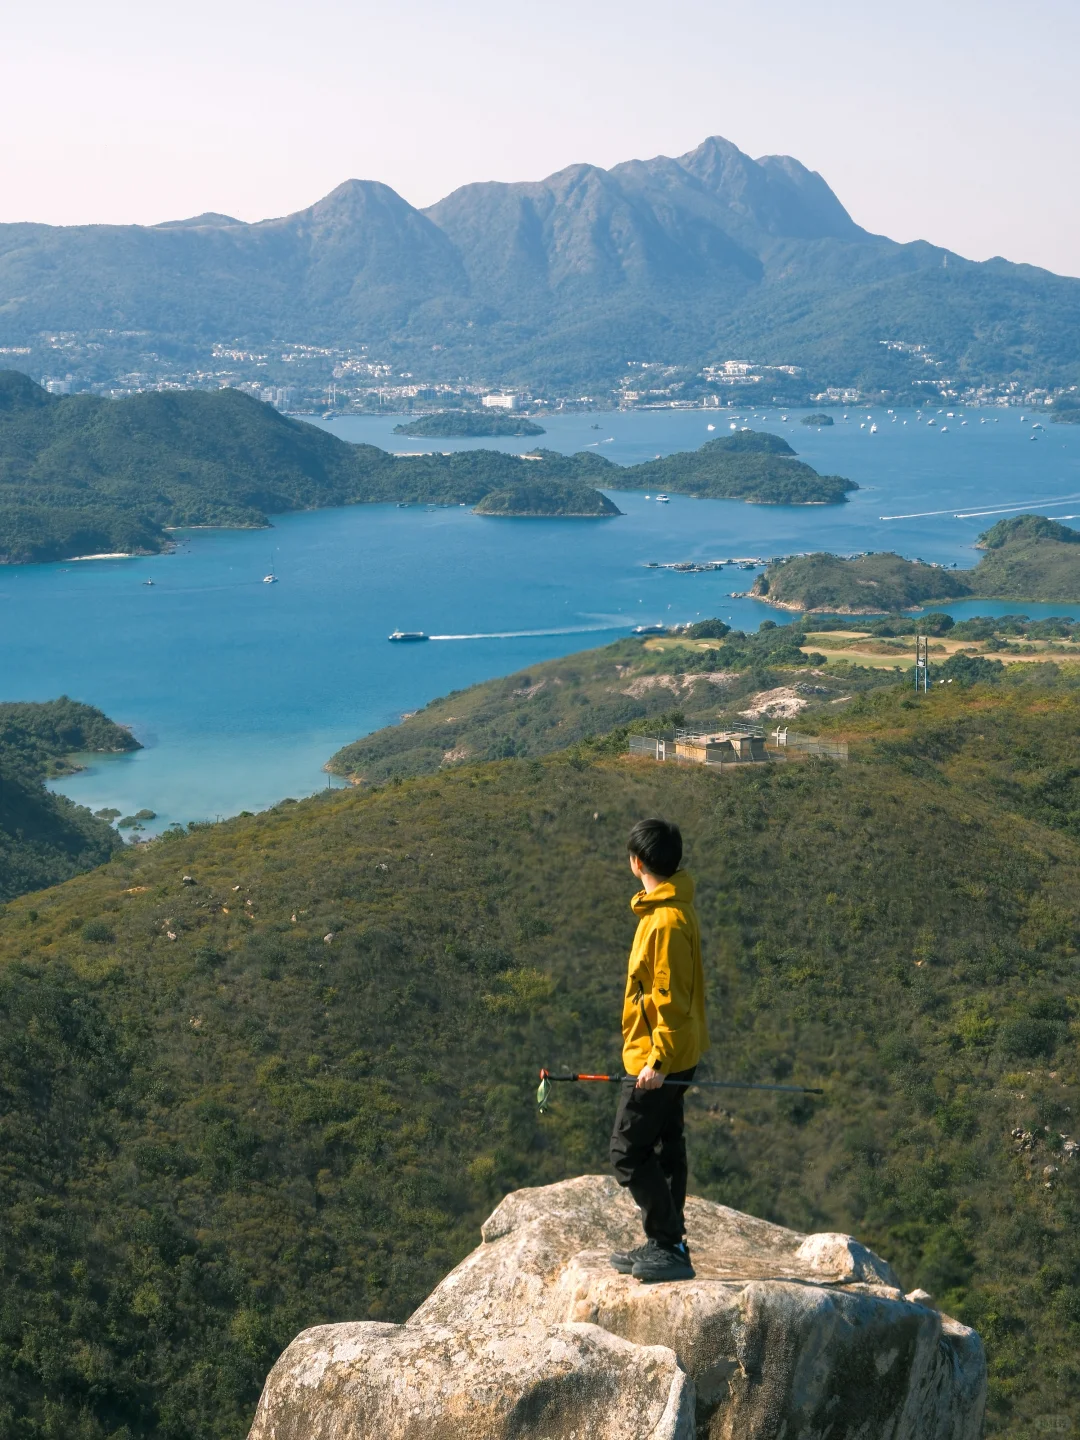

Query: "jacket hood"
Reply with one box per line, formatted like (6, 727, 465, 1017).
(631, 869, 695, 915)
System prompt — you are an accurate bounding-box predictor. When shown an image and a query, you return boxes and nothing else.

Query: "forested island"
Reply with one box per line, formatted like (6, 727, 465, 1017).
(0, 698, 138, 900)
(622, 429, 855, 504)
(392, 411, 545, 437)
(754, 515, 1080, 611)
(0, 374, 856, 561)
(473, 473, 621, 516)
(800, 413, 834, 426)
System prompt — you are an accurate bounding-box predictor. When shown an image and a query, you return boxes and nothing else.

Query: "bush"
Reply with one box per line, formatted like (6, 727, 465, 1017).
(937, 653, 1004, 687)
(81, 918, 115, 944)
(998, 1016, 1061, 1058)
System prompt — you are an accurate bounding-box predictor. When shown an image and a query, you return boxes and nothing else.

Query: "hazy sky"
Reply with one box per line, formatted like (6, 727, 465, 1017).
(3, 0, 1078, 275)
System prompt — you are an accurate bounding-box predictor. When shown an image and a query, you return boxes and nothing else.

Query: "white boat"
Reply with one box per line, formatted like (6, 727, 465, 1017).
(655, 493, 670, 503)
(389, 631, 429, 642)
(263, 557, 278, 583)
(869, 424, 877, 433)
(707, 423, 715, 431)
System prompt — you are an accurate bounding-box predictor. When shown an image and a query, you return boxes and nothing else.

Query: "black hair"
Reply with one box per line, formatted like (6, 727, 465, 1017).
(627, 818, 683, 878)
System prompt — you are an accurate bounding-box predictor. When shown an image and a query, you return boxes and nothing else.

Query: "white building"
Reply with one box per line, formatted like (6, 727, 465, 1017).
(481, 393, 520, 410)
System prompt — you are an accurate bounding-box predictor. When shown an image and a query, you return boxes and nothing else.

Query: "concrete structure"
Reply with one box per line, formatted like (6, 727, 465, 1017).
(481, 393, 520, 410)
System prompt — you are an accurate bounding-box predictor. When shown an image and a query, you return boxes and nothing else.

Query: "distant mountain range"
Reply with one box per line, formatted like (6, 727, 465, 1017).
(2, 136, 1078, 394)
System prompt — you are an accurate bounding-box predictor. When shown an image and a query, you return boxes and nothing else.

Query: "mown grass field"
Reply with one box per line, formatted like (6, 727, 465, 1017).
(0, 675, 1078, 1438)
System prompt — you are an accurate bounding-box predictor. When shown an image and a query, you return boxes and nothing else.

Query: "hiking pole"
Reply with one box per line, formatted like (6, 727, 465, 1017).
(536, 1068, 824, 1111)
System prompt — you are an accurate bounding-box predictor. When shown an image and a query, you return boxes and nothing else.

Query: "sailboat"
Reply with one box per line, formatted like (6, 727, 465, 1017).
(263, 556, 279, 584)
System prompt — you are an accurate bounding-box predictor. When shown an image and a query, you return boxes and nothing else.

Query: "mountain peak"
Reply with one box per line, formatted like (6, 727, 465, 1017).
(675, 135, 861, 239)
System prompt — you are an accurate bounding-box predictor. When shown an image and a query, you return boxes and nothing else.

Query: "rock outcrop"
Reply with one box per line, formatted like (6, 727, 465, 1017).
(248, 1175, 986, 1440)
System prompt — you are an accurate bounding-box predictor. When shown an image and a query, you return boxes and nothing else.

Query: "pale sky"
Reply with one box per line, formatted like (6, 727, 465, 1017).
(2, 0, 1078, 275)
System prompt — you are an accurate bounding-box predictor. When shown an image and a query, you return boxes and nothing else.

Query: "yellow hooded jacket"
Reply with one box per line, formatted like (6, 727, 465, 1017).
(622, 870, 710, 1076)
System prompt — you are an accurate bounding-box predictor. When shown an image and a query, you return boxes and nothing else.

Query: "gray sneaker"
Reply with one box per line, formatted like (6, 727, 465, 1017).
(609, 1242, 651, 1274)
(631, 1239, 695, 1283)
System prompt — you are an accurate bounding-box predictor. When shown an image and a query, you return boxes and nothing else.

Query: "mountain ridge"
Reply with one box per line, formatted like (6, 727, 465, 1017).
(1, 135, 1077, 394)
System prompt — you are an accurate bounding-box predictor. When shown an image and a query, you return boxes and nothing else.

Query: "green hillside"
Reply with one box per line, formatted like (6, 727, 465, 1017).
(1, 673, 1078, 1439)
(757, 516, 1080, 611)
(0, 698, 137, 900)
(328, 622, 861, 783)
(392, 411, 545, 437)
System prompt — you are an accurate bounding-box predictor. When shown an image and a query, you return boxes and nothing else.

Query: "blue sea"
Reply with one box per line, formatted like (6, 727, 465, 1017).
(1, 404, 1077, 833)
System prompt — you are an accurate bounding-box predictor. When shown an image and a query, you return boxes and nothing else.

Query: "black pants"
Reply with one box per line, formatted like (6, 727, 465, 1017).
(609, 1066, 696, 1249)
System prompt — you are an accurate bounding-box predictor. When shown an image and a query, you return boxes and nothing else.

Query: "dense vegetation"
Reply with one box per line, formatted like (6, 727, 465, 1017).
(0, 669, 1078, 1439)
(623, 430, 857, 505)
(0, 378, 854, 561)
(473, 476, 621, 516)
(801, 413, 835, 426)
(2, 136, 1079, 396)
(0, 699, 136, 900)
(392, 411, 545, 437)
(757, 516, 1080, 610)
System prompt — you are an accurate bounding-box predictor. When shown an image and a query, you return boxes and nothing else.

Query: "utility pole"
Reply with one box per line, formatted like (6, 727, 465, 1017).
(914, 634, 930, 693)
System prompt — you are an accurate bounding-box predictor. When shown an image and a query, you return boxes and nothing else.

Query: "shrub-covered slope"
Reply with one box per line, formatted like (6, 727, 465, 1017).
(1, 678, 1078, 1438)
(327, 624, 866, 783)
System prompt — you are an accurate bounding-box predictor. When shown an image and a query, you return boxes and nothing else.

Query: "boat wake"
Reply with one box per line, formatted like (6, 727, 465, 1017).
(430, 623, 629, 641)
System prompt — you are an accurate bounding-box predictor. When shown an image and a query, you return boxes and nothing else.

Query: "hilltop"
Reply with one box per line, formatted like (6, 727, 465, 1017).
(0, 671, 1078, 1438)
(0, 379, 853, 561)
(755, 515, 1080, 611)
(0, 698, 137, 900)
(1, 136, 1077, 395)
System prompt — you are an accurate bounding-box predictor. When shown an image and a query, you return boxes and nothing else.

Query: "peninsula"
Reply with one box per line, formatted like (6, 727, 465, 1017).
(0, 697, 139, 899)
(0, 375, 856, 562)
(753, 515, 1080, 611)
(392, 411, 545, 438)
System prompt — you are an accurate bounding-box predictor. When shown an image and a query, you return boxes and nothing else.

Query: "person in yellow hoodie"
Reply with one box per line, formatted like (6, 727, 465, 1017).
(609, 817, 709, 1283)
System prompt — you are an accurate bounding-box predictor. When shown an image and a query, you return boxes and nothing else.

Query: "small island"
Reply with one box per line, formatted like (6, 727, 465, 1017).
(624, 430, 857, 505)
(800, 413, 835, 426)
(474, 477, 621, 517)
(393, 411, 545, 438)
(752, 515, 1080, 612)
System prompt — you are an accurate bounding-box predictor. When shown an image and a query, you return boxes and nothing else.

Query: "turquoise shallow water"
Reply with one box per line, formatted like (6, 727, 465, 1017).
(1, 405, 1077, 832)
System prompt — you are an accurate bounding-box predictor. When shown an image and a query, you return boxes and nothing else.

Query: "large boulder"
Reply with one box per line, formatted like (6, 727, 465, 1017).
(248, 1175, 986, 1440)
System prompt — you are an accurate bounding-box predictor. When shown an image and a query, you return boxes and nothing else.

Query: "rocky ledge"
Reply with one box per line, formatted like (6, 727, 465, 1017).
(247, 1174, 986, 1440)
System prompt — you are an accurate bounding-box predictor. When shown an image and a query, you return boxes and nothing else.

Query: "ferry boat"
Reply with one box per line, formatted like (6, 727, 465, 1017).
(655, 493, 670, 503)
(389, 631, 429, 642)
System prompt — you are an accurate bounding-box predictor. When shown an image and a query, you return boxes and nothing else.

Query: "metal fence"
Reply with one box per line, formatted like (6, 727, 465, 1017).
(769, 728, 849, 761)
(629, 727, 848, 766)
